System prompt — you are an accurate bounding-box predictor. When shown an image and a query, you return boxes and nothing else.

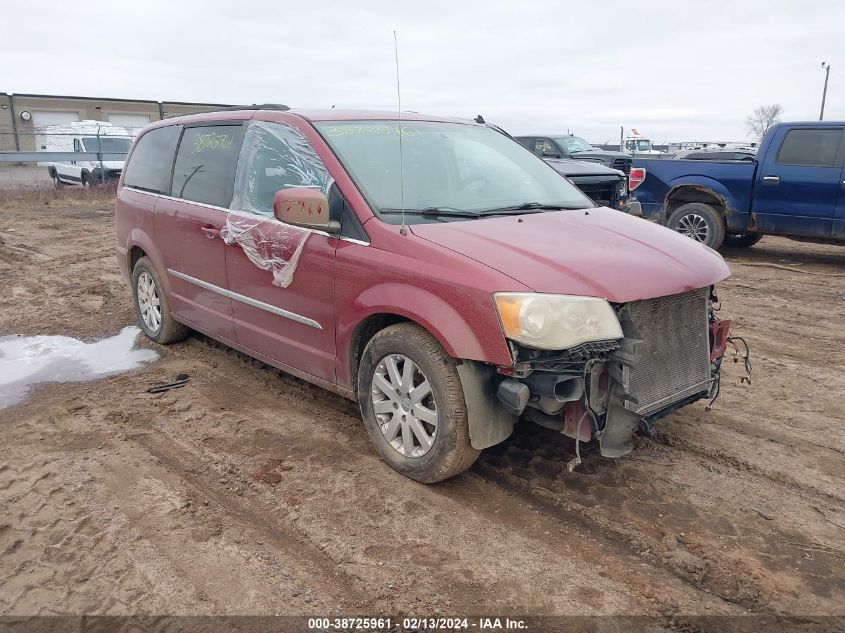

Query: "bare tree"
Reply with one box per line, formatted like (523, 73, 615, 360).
(745, 104, 784, 142)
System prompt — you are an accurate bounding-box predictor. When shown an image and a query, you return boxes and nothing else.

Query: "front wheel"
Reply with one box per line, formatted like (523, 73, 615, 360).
(666, 202, 726, 250)
(723, 233, 763, 249)
(358, 323, 479, 483)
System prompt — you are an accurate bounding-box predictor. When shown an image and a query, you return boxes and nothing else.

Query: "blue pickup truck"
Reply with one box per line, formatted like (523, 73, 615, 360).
(631, 121, 845, 249)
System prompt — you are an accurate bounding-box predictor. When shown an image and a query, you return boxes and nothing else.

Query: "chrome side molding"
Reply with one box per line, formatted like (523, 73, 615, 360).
(167, 269, 323, 330)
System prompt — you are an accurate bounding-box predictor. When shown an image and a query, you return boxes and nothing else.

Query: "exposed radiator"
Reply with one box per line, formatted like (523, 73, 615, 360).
(622, 288, 712, 416)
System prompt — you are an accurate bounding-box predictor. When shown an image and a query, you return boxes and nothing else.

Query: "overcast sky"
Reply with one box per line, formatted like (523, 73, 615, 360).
(3, 0, 844, 143)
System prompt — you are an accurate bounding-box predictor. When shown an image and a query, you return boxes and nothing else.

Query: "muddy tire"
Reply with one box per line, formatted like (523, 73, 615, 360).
(666, 202, 726, 250)
(132, 256, 189, 344)
(358, 323, 479, 483)
(723, 233, 763, 249)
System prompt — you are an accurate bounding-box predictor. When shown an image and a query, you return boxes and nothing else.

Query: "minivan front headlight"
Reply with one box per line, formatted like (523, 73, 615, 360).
(494, 293, 623, 350)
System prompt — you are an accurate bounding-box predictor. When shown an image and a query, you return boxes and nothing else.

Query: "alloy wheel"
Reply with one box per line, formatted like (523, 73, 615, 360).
(137, 271, 162, 334)
(675, 213, 709, 242)
(371, 354, 439, 458)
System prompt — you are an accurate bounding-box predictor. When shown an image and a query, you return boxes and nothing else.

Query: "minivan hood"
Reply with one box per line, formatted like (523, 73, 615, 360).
(410, 207, 730, 302)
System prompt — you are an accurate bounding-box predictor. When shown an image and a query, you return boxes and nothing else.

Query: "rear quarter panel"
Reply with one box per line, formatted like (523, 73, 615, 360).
(114, 187, 163, 286)
(633, 158, 756, 229)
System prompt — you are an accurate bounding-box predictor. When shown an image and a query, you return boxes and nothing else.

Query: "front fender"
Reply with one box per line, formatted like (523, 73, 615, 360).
(353, 282, 502, 359)
(337, 281, 513, 390)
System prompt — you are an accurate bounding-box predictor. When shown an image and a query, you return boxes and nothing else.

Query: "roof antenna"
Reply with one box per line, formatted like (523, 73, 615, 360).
(394, 30, 408, 236)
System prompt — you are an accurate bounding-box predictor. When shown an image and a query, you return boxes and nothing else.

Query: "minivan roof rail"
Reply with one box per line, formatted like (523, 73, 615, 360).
(214, 103, 291, 112)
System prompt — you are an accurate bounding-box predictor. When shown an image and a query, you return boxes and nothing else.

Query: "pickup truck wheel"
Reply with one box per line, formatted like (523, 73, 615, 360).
(667, 203, 725, 250)
(723, 233, 763, 249)
(358, 323, 479, 483)
(132, 257, 189, 344)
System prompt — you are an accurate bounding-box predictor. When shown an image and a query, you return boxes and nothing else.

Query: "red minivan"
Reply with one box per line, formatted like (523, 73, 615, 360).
(116, 106, 734, 482)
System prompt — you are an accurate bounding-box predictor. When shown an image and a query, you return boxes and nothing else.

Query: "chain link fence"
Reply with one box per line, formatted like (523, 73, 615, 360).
(0, 126, 136, 189)
(0, 130, 128, 207)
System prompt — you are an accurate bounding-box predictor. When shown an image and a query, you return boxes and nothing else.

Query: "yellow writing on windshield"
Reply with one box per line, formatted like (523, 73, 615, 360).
(324, 125, 422, 138)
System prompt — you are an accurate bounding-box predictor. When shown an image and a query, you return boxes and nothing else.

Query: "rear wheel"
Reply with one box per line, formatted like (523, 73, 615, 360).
(723, 233, 763, 249)
(666, 202, 726, 250)
(358, 323, 479, 483)
(132, 256, 189, 344)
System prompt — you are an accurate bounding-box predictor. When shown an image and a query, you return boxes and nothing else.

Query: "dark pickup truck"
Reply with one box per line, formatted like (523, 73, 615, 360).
(632, 121, 845, 249)
(544, 158, 633, 212)
(516, 134, 632, 174)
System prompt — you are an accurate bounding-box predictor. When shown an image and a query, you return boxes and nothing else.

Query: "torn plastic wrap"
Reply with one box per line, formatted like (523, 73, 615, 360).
(225, 121, 333, 288)
(220, 214, 310, 288)
(231, 120, 331, 213)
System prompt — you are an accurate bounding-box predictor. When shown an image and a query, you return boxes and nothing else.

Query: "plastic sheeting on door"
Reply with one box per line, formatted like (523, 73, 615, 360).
(224, 121, 332, 288)
(220, 214, 310, 288)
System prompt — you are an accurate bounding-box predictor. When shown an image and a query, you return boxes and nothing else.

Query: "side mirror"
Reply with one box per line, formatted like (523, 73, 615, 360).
(273, 187, 340, 233)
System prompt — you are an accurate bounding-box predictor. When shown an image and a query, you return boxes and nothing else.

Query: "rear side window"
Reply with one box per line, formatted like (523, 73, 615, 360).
(171, 124, 244, 207)
(123, 125, 180, 193)
(776, 129, 842, 167)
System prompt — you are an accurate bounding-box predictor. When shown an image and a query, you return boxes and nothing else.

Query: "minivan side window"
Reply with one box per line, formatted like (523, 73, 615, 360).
(776, 129, 842, 167)
(123, 125, 180, 194)
(231, 121, 330, 215)
(171, 124, 245, 208)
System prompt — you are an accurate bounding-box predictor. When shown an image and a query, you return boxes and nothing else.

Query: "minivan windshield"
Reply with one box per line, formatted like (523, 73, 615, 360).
(553, 136, 595, 153)
(316, 121, 592, 224)
(81, 137, 132, 153)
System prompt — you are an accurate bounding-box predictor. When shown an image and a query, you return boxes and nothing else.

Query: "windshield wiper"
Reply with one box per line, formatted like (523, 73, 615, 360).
(381, 207, 480, 219)
(476, 202, 590, 215)
(380, 202, 589, 220)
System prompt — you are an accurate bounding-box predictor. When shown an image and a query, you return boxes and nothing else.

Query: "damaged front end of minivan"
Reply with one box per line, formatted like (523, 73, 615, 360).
(491, 286, 748, 467)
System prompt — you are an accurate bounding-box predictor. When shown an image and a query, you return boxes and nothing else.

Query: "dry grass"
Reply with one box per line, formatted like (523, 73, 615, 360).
(0, 183, 116, 210)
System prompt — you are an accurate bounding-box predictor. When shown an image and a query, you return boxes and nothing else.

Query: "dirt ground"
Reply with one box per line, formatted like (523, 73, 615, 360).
(0, 202, 843, 625)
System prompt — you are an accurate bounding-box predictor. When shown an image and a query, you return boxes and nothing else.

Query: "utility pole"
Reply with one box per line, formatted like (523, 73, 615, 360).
(820, 62, 831, 121)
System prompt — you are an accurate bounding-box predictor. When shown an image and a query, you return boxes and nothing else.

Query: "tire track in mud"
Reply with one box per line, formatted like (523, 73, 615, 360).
(117, 430, 372, 611)
(684, 415, 845, 460)
(473, 425, 845, 614)
(652, 426, 845, 504)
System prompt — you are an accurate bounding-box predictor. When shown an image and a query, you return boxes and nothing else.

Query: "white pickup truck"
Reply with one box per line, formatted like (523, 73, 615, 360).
(46, 121, 133, 188)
